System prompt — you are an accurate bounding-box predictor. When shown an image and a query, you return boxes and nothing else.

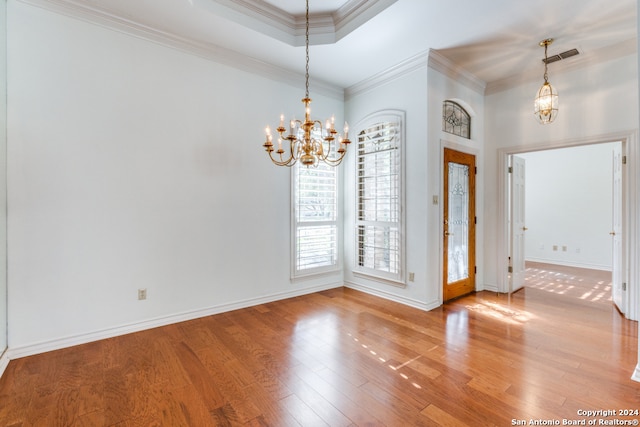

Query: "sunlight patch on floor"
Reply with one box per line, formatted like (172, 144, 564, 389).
(346, 331, 425, 389)
(525, 266, 612, 303)
(465, 300, 535, 324)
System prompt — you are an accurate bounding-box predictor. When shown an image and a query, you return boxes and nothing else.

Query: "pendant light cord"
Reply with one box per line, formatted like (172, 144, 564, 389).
(543, 41, 549, 83)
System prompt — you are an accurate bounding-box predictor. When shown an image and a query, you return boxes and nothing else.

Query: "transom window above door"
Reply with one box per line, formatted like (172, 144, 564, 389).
(442, 100, 470, 139)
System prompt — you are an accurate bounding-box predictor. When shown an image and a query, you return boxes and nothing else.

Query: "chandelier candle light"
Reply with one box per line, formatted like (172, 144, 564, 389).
(534, 38, 559, 124)
(262, 0, 350, 167)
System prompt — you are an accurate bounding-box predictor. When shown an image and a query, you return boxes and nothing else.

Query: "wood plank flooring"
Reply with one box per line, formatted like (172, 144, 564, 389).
(0, 269, 638, 426)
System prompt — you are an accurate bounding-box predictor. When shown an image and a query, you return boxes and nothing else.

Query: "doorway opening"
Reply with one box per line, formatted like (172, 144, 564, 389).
(499, 135, 635, 319)
(511, 143, 618, 309)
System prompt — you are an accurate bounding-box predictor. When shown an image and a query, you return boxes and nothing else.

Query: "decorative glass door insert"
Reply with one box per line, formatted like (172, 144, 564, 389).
(443, 148, 476, 301)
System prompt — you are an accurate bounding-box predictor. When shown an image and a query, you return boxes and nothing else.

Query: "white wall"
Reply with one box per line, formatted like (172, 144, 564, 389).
(520, 143, 616, 270)
(0, 0, 7, 357)
(343, 56, 485, 309)
(485, 53, 639, 291)
(634, 0, 640, 384)
(427, 63, 485, 297)
(7, 1, 344, 351)
(343, 66, 431, 308)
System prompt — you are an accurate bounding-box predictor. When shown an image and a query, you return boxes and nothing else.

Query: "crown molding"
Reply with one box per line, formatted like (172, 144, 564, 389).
(333, 0, 398, 42)
(16, 0, 345, 100)
(427, 49, 487, 95)
(345, 50, 429, 100)
(485, 38, 638, 95)
(200, 0, 398, 46)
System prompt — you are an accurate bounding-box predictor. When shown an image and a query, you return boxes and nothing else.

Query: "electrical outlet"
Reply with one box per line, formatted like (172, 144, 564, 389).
(553, 245, 558, 251)
(138, 288, 147, 300)
(562, 245, 567, 252)
(409, 272, 415, 282)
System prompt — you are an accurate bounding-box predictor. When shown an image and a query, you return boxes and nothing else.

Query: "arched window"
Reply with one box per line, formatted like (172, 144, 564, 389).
(354, 111, 405, 284)
(442, 100, 470, 139)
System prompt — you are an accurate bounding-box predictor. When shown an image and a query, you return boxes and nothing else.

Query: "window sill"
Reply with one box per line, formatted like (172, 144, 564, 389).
(352, 270, 406, 288)
(291, 267, 341, 283)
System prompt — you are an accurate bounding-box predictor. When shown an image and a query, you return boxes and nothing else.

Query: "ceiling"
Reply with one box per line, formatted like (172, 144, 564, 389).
(39, 0, 637, 93)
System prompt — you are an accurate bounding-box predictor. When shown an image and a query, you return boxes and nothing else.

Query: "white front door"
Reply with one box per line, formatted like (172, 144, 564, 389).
(510, 155, 527, 292)
(611, 143, 625, 314)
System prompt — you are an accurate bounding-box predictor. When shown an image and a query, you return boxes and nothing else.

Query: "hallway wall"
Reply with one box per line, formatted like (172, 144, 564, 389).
(520, 143, 616, 270)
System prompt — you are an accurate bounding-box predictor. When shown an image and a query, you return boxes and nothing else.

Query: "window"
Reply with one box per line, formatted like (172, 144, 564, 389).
(292, 158, 339, 277)
(442, 100, 470, 139)
(355, 111, 404, 282)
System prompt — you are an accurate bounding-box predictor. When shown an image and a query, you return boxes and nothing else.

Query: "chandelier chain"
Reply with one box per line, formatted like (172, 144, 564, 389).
(305, 0, 310, 98)
(261, 0, 351, 167)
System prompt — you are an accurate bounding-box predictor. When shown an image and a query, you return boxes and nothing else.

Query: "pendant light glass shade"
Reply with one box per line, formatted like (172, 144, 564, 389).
(534, 81, 558, 124)
(534, 38, 558, 124)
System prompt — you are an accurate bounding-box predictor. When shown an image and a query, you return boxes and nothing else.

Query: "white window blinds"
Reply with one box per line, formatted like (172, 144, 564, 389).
(293, 160, 339, 275)
(355, 114, 403, 280)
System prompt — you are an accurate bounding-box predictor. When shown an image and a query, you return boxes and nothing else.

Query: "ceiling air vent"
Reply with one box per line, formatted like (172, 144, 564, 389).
(543, 48, 580, 64)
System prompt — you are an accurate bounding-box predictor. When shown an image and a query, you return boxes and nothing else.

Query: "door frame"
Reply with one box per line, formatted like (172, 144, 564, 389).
(496, 131, 638, 320)
(440, 140, 481, 303)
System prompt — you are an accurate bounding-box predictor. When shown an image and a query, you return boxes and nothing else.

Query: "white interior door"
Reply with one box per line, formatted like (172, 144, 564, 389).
(611, 143, 625, 314)
(510, 155, 527, 292)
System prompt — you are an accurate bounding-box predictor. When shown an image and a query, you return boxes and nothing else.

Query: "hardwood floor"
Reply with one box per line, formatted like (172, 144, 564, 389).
(0, 275, 638, 426)
(524, 261, 613, 307)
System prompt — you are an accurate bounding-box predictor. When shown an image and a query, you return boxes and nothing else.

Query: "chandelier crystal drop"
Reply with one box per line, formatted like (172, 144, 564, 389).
(262, 0, 350, 167)
(534, 38, 559, 124)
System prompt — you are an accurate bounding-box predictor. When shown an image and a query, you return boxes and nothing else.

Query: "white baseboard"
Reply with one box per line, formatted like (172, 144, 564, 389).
(525, 257, 612, 272)
(632, 364, 640, 383)
(480, 283, 499, 292)
(0, 349, 9, 378)
(344, 281, 441, 312)
(6, 281, 343, 361)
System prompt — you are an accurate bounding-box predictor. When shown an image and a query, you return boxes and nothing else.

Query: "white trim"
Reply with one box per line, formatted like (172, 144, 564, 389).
(632, 364, 640, 383)
(486, 38, 638, 95)
(194, 0, 398, 46)
(496, 131, 638, 322)
(346, 51, 429, 100)
(344, 280, 439, 312)
(5, 281, 342, 360)
(290, 141, 343, 280)
(0, 350, 9, 379)
(352, 270, 406, 288)
(353, 110, 406, 284)
(16, 0, 345, 101)
(428, 50, 486, 95)
(524, 257, 612, 272)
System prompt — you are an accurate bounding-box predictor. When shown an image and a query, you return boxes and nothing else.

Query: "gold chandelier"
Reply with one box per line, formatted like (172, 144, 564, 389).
(534, 38, 559, 124)
(262, 0, 350, 167)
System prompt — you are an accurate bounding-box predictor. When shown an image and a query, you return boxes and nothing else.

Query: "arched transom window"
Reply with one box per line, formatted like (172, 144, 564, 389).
(442, 100, 470, 139)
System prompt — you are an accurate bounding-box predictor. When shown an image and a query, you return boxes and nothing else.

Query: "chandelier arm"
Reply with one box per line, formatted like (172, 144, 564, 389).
(267, 148, 296, 167)
(262, 0, 349, 168)
(320, 151, 346, 167)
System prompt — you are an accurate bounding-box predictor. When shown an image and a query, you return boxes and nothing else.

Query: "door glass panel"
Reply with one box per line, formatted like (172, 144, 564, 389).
(447, 162, 469, 284)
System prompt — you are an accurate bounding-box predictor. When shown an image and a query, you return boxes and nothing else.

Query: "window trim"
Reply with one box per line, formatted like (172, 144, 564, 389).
(352, 110, 406, 285)
(290, 154, 342, 280)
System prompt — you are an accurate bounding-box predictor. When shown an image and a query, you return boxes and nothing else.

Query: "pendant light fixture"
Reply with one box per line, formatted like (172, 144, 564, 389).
(534, 38, 559, 124)
(262, 0, 350, 167)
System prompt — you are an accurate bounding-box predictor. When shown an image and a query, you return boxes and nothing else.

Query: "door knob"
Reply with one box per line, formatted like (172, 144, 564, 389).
(610, 231, 616, 236)
(522, 227, 528, 231)
(445, 231, 453, 237)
